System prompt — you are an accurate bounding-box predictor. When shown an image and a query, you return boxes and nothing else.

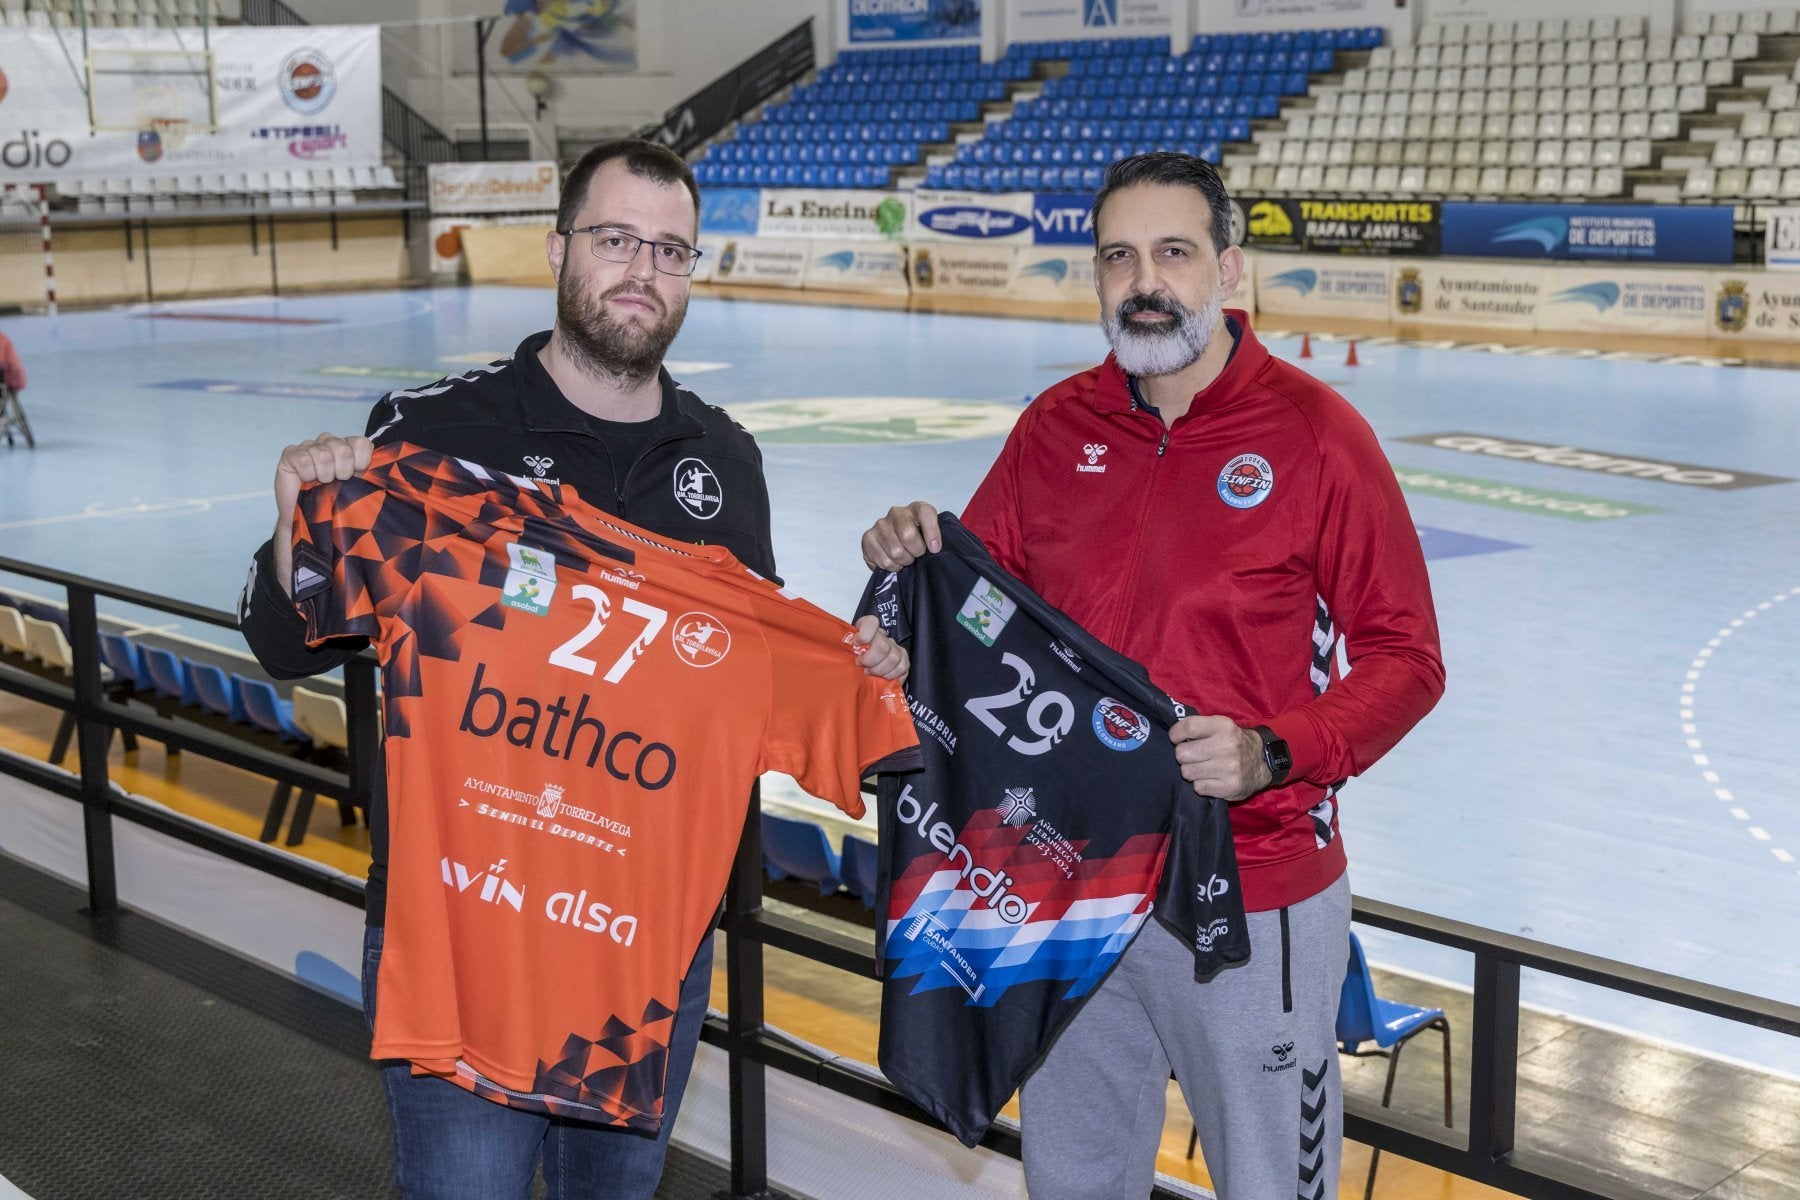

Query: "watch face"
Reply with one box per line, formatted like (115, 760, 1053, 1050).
(1264, 735, 1292, 777)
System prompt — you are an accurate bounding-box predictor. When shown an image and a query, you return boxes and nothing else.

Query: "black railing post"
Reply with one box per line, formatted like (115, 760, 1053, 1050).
(343, 654, 380, 821)
(721, 783, 773, 1199)
(475, 17, 495, 162)
(1467, 949, 1521, 1164)
(65, 587, 118, 915)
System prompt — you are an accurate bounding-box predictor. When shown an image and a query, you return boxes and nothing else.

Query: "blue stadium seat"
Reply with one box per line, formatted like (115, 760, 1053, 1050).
(236, 675, 310, 743)
(189, 661, 248, 724)
(99, 634, 151, 694)
(140, 646, 198, 708)
(762, 812, 842, 895)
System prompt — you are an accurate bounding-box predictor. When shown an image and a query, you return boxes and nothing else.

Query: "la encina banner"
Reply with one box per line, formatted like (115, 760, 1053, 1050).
(1441, 203, 1735, 265)
(848, 0, 983, 44)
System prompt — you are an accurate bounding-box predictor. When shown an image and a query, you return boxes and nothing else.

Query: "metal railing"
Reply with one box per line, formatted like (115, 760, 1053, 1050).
(3, 559, 1797, 1200)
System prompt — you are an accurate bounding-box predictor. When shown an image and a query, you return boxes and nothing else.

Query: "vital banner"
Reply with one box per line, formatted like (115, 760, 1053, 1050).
(848, 0, 983, 44)
(1031, 191, 1096, 246)
(1442, 203, 1735, 265)
(1236, 197, 1440, 256)
(0, 25, 382, 184)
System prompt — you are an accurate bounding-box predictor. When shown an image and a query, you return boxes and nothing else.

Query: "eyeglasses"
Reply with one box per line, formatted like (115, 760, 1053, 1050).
(558, 225, 703, 277)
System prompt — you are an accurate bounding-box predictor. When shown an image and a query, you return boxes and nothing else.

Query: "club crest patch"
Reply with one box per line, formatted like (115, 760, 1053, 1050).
(1217, 453, 1274, 510)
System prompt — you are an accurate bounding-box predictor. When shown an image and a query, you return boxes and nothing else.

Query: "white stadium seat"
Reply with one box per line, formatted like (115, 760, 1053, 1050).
(1683, 166, 1716, 197)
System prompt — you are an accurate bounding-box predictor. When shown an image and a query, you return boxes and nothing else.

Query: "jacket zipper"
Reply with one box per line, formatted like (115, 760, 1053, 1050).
(615, 427, 701, 518)
(1109, 413, 1173, 646)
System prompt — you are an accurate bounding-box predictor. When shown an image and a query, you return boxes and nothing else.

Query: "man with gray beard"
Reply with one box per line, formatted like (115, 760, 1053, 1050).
(241, 139, 905, 1199)
(861, 153, 1443, 1198)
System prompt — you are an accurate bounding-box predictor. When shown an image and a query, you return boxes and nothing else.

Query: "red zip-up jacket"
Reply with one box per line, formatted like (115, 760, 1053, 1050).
(961, 312, 1444, 912)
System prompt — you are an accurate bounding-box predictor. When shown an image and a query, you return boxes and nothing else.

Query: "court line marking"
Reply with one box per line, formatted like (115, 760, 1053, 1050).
(0, 492, 265, 531)
(1683, 587, 1800, 877)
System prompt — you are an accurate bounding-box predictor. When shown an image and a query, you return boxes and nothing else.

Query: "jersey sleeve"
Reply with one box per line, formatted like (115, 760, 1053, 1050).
(755, 598, 921, 820)
(289, 477, 385, 648)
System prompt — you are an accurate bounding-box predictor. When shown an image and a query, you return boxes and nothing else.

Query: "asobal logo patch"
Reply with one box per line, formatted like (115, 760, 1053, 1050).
(956, 577, 1017, 647)
(1400, 433, 1792, 490)
(1394, 468, 1662, 521)
(501, 571, 555, 614)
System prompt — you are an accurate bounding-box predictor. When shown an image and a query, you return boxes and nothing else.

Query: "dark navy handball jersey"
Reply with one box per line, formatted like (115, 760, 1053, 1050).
(856, 514, 1250, 1147)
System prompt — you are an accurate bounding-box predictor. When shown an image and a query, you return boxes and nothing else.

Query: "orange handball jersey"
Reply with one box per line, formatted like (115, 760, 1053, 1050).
(291, 443, 919, 1129)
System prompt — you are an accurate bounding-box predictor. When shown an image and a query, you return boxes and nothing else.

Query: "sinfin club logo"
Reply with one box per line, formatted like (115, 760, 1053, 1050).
(1218, 453, 1275, 510)
(279, 48, 336, 115)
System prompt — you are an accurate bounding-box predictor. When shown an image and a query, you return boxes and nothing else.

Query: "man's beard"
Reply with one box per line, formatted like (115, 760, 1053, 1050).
(1101, 288, 1222, 378)
(555, 270, 687, 386)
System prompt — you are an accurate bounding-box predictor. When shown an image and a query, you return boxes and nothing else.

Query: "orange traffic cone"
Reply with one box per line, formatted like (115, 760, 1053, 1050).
(1345, 339, 1360, 367)
(1299, 332, 1313, 359)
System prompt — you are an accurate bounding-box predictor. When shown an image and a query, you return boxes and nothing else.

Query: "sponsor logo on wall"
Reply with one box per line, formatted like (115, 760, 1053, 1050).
(1398, 433, 1792, 490)
(1236, 197, 1439, 256)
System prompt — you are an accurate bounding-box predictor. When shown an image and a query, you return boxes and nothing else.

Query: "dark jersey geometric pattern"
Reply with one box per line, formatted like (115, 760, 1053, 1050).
(858, 514, 1249, 1146)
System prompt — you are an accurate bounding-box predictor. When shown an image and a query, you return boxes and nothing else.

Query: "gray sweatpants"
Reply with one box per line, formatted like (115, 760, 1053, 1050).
(1021, 873, 1352, 1200)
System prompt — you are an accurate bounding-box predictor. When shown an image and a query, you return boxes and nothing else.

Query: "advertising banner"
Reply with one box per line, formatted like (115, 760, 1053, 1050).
(759, 188, 911, 241)
(1006, 0, 1174, 42)
(1200, 0, 1401, 35)
(1227, 253, 1256, 312)
(702, 236, 810, 287)
(1536, 267, 1711, 338)
(1441, 203, 1734, 265)
(1393, 260, 1542, 328)
(1254, 254, 1390, 320)
(0, 25, 381, 184)
(1237, 196, 1440, 256)
(804, 239, 911, 293)
(1707, 273, 1800, 342)
(1031, 191, 1096, 246)
(491, 0, 634, 71)
(427, 162, 559, 215)
(699, 187, 762, 237)
(848, 0, 983, 44)
(908, 241, 1020, 296)
(430, 214, 553, 276)
(911, 189, 1036, 243)
(1012, 244, 1096, 303)
(1765, 207, 1800, 272)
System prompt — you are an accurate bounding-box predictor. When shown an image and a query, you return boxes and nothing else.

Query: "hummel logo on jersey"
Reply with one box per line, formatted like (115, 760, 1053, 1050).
(1272, 1042, 1294, 1062)
(291, 545, 333, 601)
(1077, 443, 1108, 473)
(523, 455, 555, 478)
(1262, 1040, 1297, 1073)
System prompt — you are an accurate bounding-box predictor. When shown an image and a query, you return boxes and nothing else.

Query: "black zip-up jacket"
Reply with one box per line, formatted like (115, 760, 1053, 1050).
(238, 330, 778, 925)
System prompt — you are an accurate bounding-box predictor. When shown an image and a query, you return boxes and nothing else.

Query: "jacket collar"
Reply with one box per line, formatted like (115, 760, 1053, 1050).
(1090, 310, 1267, 418)
(511, 330, 706, 439)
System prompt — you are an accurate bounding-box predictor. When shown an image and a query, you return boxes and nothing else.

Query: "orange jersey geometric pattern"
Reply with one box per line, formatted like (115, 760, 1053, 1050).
(292, 443, 918, 1129)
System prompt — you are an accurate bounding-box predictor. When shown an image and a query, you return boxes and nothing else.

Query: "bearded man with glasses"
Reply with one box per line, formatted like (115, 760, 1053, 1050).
(240, 139, 905, 1199)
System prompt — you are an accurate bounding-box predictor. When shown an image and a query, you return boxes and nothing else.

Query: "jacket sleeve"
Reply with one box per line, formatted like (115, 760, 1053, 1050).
(958, 406, 1034, 578)
(238, 537, 368, 679)
(236, 395, 399, 679)
(1265, 413, 1445, 784)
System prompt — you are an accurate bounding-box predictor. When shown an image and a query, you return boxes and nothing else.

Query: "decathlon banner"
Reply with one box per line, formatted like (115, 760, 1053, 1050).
(1254, 254, 1390, 320)
(1393, 260, 1543, 328)
(1535, 267, 1711, 338)
(1765, 208, 1800, 272)
(804, 239, 911, 293)
(1441, 203, 1735, 265)
(0, 25, 381, 184)
(1005, 0, 1174, 42)
(847, 0, 983, 44)
(758, 189, 912, 241)
(911, 189, 1035, 243)
(427, 162, 559, 215)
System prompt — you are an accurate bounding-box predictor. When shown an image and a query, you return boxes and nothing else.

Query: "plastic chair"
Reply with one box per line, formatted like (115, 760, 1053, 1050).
(188, 661, 248, 724)
(0, 605, 29, 656)
(140, 645, 200, 708)
(840, 834, 881, 909)
(235, 675, 310, 743)
(761, 812, 842, 896)
(1338, 931, 1453, 1200)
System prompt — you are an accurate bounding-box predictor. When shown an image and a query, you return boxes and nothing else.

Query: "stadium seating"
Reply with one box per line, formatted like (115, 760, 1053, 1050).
(55, 165, 403, 215)
(761, 811, 843, 896)
(840, 834, 881, 909)
(1226, 10, 1800, 200)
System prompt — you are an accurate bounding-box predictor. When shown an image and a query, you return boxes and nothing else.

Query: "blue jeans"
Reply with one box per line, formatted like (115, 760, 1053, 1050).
(361, 923, 715, 1200)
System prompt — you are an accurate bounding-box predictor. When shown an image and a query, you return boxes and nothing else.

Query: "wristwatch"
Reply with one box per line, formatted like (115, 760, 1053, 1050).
(1253, 725, 1291, 788)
